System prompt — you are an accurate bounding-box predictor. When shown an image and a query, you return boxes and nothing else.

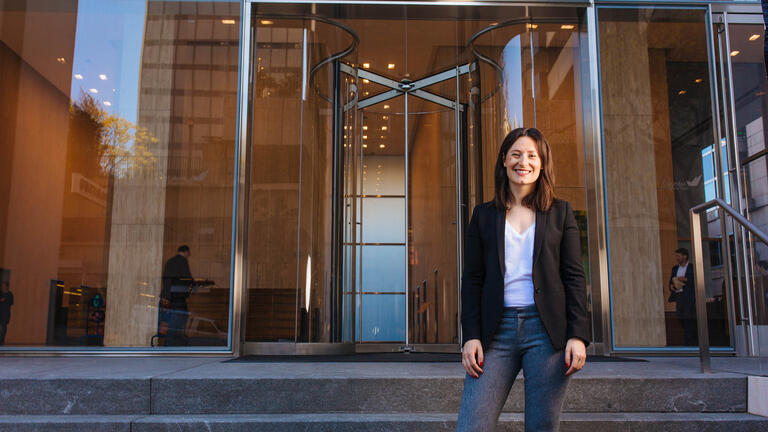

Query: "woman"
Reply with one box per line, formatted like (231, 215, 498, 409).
(457, 127, 590, 431)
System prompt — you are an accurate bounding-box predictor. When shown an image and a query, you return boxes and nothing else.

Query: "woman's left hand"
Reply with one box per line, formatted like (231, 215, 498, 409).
(564, 338, 586, 376)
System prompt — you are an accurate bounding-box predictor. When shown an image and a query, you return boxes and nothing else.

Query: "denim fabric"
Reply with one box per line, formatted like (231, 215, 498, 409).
(457, 305, 570, 431)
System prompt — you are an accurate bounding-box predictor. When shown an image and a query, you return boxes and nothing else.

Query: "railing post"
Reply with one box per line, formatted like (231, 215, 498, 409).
(689, 209, 711, 373)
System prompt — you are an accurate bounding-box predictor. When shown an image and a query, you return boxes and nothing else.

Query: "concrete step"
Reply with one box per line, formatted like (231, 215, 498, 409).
(0, 360, 749, 415)
(1, 413, 767, 432)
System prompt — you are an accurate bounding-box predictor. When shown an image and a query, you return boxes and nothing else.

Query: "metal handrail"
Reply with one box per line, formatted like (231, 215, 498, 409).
(689, 198, 768, 373)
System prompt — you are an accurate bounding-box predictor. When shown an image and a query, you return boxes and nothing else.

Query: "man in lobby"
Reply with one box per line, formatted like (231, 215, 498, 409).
(668, 247, 697, 346)
(160, 245, 194, 346)
(0, 281, 13, 346)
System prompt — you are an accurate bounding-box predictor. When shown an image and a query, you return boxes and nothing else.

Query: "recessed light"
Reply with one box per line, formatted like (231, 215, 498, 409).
(387, 63, 395, 69)
(363, 79, 369, 83)
(104, 101, 112, 106)
(74, 74, 83, 80)
(379, 144, 386, 148)
(363, 135, 368, 139)
(260, 20, 273, 25)
(363, 144, 368, 148)
(561, 24, 575, 30)
(363, 126, 368, 130)
(527, 24, 538, 29)
(380, 135, 385, 139)
(490, 22, 499, 26)
(89, 88, 98, 94)
(99, 74, 107, 80)
(363, 63, 370, 69)
(730, 50, 740, 57)
(364, 91, 369, 96)
(678, 90, 687, 95)
(56, 57, 66, 64)
(382, 116, 388, 120)
(695, 78, 703, 83)
(222, 19, 236, 25)
(384, 105, 390, 109)
(381, 126, 388, 131)
(749, 34, 760, 41)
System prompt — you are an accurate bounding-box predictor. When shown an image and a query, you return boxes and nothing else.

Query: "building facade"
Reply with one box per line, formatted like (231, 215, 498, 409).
(0, 0, 767, 357)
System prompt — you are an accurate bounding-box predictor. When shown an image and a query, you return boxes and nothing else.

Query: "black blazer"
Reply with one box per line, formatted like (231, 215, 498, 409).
(461, 199, 590, 351)
(667, 264, 695, 305)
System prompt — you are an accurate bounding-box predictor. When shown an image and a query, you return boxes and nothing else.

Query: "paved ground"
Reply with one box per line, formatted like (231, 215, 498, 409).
(0, 355, 764, 380)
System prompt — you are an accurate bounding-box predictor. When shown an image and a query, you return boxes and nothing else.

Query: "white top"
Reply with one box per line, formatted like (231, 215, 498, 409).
(676, 263, 688, 278)
(503, 219, 536, 307)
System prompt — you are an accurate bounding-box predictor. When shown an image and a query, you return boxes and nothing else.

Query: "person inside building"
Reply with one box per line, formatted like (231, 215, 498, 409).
(0, 281, 13, 346)
(457, 127, 590, 431)
(668, 247, 697, 346)
(159, 245, 194, 346)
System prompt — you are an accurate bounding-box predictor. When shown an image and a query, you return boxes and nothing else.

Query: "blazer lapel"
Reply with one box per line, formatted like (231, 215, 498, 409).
(532, 209, 548, 266)
(496, 208, 505, 276)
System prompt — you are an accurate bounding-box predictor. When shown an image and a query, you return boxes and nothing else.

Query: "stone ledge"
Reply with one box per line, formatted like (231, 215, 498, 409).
(0, 413, 766, 432)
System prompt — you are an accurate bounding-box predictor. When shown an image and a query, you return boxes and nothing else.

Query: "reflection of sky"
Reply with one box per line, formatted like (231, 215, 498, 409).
(70, 0, 146, 124)
(502, 35, 524, 129)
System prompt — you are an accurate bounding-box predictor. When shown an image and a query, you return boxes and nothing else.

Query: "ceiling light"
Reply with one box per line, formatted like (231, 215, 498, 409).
(364, 91, 369, 96)
(695, 78, 703, 83)
(103, 101, 112, 106)
(381, 126, 388, 131)
(678, 90, 687, 95)
(730, 50, 740, 57)
(380, 135, 385, 139)
(222, 19, 236, 25)
(363, 63, 370, 69)
(490, 22, 499, 26)
(363, 79, 369, 83)
(363, 126, 368, 130)
(89, 88, 98, 94)
(527, 24, 538, 29)
(363, 135, 368, 139)
(363, 144, 368, 148)
(99, 74, 107, 80)
(74, 74, 83, 80)
(387, 63, 395, 69)
(561, 24, 575, 30)
(56, 57, 66, 64)
(384, 104, 390, 109)
(260, 20, 274, 25)
(382, 115, 388, 120)
(379, 144, 386, 148)
(749, 34, 761, 41)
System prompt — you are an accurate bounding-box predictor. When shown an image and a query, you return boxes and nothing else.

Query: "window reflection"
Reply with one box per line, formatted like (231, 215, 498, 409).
(0, 0, 239, 348)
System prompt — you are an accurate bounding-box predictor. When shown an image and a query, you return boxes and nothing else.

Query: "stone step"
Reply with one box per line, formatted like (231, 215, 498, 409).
(0, 374, 747, 415)
(1, 413, 767, 432)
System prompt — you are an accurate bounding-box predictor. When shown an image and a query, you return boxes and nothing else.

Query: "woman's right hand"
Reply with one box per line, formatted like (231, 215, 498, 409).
(461, 339, 484, 378)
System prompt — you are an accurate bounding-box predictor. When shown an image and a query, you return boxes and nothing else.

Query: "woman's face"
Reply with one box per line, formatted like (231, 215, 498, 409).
(504, 136, 542, 186)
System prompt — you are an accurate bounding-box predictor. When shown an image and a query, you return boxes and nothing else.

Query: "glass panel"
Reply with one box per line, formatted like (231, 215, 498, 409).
(0, 0, 239, 348)
(361, 198, 406, 243)
(361, 246, 405, 293)
(360, 294, 405, 342)
(598, 7, 730, 348)
(726, 21, 768, 359)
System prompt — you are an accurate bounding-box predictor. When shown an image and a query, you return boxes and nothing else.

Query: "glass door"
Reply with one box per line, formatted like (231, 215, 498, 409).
(712, 12, 768, 357)
(344, 65, 467, 346)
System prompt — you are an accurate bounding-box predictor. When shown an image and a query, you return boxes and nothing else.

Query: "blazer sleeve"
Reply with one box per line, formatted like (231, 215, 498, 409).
(560, 201, 591, 347)
(461, 204, 485, 346)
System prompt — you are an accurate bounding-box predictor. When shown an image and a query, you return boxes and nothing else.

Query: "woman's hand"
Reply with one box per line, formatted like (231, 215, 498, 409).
(564, 338, 586, 376)
(462, 339, 484, 378)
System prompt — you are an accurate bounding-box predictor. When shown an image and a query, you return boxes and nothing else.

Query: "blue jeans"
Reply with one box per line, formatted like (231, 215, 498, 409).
(457, 305, 570, 431)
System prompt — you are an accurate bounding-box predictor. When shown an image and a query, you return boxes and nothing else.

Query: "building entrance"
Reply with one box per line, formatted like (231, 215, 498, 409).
(242, 3, 590, 354)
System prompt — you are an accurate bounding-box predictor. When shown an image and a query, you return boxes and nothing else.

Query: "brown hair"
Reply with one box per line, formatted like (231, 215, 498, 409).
(493, 127, 555, 212)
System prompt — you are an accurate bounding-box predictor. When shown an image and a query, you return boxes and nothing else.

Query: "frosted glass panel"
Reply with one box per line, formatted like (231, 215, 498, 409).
(362, 198, 405, 243)
(361, 245, 405, 293)
(361, 294, 405, 342)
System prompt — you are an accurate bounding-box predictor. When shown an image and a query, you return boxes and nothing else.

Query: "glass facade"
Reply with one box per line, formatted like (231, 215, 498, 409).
(0, 0, 765, 355)
(0, 0, 240, 349)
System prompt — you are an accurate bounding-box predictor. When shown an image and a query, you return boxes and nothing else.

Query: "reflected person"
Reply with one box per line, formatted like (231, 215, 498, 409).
(457, 128, 590, 431)
(668, 247, 697, 346)
(0, 281, 13, 346)
(160, 245, 194, 346)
